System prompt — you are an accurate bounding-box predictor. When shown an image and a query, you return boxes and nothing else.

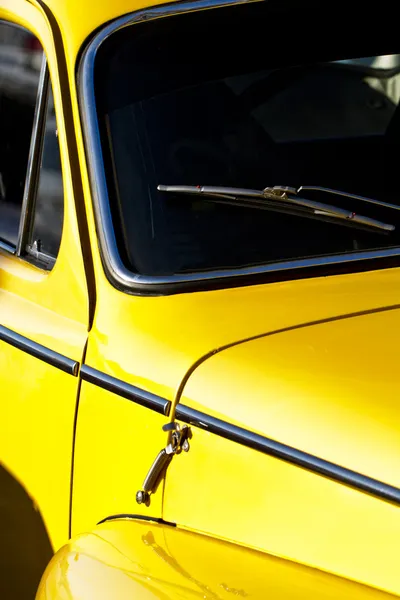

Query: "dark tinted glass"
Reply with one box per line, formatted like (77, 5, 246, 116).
(31, 87, 63, 258)
(95, 2, 400, 277)
(0, 22, 42, 246)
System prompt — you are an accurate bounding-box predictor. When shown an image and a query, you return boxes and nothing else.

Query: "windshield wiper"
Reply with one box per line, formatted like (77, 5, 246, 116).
(157, 184, 395, 232)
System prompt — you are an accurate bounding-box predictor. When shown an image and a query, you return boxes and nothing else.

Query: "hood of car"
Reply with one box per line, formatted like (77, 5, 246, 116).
(179, 305, 400, 489)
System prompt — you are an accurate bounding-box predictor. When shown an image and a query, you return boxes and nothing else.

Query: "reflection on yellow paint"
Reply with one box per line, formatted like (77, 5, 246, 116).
(36, 519, 398, 599)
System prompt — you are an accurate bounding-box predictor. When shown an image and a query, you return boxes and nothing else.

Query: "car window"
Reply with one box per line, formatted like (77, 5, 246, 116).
(0, 20, 63, 266)
(93, 3, 400, 279)
(0, 21, 42, 247)
(31, 87, 64, 258)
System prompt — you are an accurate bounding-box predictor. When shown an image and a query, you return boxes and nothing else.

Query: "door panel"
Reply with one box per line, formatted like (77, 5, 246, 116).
(0, 286, 87, 551)
(0, 2, 89, 552)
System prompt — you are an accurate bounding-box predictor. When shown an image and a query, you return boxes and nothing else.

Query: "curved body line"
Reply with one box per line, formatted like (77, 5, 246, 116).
(173, 302, 400, 415)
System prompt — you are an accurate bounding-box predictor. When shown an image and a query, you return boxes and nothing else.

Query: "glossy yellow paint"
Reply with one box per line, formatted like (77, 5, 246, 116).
(178, 308, 400, 486)
(71, 380, 167, 532)
(163, 308, 400, 595)
(1, 0, 400, 597)
(71, 267, 400, 537)
(36, 518, 398, 599)
(0, 0, 89, 551)
(165, 415, 400, 595)
(77, 266, 400, 419)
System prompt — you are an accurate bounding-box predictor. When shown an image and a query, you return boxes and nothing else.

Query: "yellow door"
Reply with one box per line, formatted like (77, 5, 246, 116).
(0, 1, 90, 560)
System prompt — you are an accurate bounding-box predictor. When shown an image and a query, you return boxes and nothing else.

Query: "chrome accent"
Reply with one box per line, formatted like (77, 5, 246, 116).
(0, 324, 79, 375)
(80, 365, 171, 415)
(26, 242, 56, 270)
(97, 514, 175, 526)
(17, 55, 49, 257)
(79, 0, 400, 293)
(0, 240, 16, 255)
(136, 422, 191, 505)
(175, 404, 400, 506)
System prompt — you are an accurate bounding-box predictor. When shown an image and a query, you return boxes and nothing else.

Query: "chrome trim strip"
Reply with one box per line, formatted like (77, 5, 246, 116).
(79, 0, 400, 294)
(26, 244, 56, 270)
(175, 404, 400, 505)
(0, 240, 16, 254)
(0, 325, 79, 375)
(80, 365, 171, 415)
(97, 514, 176, 526)
(17, 55, 49, 257)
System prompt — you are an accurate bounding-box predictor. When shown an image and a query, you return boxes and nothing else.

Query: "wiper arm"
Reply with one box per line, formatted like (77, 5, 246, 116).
(158, 184, 395, 232)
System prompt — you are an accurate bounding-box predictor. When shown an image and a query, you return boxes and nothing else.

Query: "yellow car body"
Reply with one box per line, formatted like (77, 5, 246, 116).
(0, 0, 400, 598)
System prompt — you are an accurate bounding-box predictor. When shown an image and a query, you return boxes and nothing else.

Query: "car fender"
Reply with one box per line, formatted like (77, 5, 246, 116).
(36, 515, 394, 599)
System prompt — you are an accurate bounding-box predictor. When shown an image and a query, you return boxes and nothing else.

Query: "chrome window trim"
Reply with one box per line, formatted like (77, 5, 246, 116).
(79, 0, 400, 294)
(16, 55, 49, 256)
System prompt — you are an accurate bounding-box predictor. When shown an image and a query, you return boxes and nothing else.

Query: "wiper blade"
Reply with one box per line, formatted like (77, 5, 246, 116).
(158, 184, 395, 232)
(296, 186, 400, 213)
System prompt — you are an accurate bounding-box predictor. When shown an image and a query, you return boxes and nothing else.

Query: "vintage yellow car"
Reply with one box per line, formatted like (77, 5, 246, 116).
(1, 0, 400, 597)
